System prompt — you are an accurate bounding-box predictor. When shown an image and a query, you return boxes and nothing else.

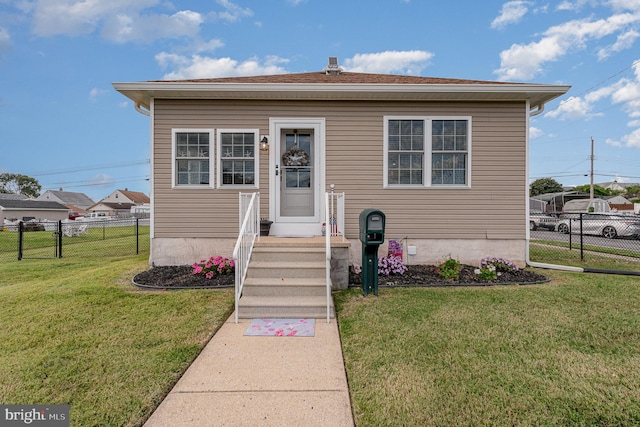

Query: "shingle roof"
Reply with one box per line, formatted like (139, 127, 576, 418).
(0, 193, 28, 201)
(114, 70, 571, 112)
(118, 190, 150, 204)
(152, 72, 515, 85)
(37, 190, 95, 208)
(0, 199, 68, 210)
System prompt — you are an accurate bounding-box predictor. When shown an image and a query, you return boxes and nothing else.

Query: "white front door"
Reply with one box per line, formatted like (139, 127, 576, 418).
(269, 118, 325, 236)
(280, 129, 314, 217)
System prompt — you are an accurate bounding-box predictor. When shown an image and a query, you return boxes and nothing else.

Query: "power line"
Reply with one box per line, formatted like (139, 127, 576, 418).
(27, 160, 150, 177)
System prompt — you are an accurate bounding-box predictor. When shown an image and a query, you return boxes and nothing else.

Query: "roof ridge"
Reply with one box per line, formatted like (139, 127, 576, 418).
(149, 71, 521, 85)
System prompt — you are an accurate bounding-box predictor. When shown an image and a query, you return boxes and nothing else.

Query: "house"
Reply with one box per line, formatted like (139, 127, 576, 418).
(114, 59, 570, 269)
(86, 189, 150, 217)
(36, 189, 95, 211)
(100, 189, 150, 206)
(1, 196, 69, 222)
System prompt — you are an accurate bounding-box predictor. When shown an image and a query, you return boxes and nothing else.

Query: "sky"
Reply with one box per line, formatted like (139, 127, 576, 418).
(1, 0, 639, 202)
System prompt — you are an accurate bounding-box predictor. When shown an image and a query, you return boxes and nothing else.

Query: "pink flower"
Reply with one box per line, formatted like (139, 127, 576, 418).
(274, 329, 284, 336)
(193, 265, 203, 274)
(205, 271, 214, 279)
(287, 330, 298, 336)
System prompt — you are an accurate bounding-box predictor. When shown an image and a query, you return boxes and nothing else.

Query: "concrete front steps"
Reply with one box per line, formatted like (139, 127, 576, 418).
(237, 239, 335, 319)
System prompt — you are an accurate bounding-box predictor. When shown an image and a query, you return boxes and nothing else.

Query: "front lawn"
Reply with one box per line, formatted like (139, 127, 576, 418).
(0, 255, 234, 426)
(335, 269, 640, 426)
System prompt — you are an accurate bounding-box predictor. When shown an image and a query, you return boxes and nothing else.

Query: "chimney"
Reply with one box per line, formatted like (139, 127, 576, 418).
(323, 57, 342, 75)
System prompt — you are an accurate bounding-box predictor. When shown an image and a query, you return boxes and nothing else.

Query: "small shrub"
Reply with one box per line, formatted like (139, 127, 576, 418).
(378, 255, 407, 276)
(474, 257, 518, 280)
(192, 256, 235, 279)
(436, 257, 460, 281)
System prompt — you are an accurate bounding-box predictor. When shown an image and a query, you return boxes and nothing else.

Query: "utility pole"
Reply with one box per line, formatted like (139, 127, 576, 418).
(590, 137, 594, 200)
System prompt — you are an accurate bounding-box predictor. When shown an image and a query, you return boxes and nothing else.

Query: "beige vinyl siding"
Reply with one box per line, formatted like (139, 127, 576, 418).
(153, 99, 527, 240)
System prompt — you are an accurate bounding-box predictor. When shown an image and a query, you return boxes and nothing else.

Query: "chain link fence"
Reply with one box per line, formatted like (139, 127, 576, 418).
(529, 212, 640, 272)
(0, 218, 150, 261)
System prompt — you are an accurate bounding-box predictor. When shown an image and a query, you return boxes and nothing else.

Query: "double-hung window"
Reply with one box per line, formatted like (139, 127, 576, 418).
(384, 116, 471, 188)
(217, 129, 259, 188)
(173, 130, 213, 187)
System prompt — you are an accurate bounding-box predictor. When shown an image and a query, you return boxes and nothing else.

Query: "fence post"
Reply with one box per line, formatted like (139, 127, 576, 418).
(136, 218, 139, 254)
(18, 221, 23, 260)
(579, 213, 584, 260)
(58, 220, 63, 258)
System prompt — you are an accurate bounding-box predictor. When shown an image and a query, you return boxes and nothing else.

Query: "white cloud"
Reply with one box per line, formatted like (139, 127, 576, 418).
(87, 173, 115, 187)
(621, 127, 640, 147)
(0, 27, 11, 56)
(495, 13, 640, 80)
(88, 87, 108, 102)
(598, 29, 640, 59)
(557, 0, 599, 11)
(608, 0, 640, 12)
(31, 0, 158, 37)
(550, 60, 640, 149)
(545, 95, 603, 120)
(213, 0, 253, 22)
(102, 10, 203, 43)
(343, 51, 434, 75)
(529, 126, 544, 138)
(491, 1, 531, 29)
(156, 54, 289, 80)
(28, 1, 221, 43)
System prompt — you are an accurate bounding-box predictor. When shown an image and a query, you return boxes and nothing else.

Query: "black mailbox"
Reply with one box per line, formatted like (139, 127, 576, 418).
(359, 209, 386, 296)
(359, 209, 385, 245)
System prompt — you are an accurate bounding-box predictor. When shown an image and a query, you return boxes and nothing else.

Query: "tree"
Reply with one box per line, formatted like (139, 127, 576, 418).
(624, 185, 640, 199)
(573, 184, 619, 197)
(529, 177, 563, 197)
(0, 173, 42, 198)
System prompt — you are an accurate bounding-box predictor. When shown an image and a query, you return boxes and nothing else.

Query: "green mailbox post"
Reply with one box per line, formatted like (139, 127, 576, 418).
(359, 209, 385, 296)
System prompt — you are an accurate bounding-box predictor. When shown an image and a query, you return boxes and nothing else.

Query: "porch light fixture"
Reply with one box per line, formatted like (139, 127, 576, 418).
(260, 136, 269, 151)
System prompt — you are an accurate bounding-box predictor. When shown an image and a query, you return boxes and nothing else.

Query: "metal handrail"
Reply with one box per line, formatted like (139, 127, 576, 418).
(325, 188, 346, 323)
(324, 193, 331, 323)
(233, 192, 260, 323)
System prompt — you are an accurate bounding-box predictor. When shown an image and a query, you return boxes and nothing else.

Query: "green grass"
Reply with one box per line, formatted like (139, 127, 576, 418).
(529, 242, 640, 270)
(0, 225, 150, 260)
(335, 270, 640, 426)
(0, 255, 234, 426)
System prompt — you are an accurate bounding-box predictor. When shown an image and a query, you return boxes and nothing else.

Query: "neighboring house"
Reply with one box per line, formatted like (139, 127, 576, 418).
(100, 189, 150, 206)
(87, 201, 136, 217)
(114, 59, 570, 267)
(87, 189, 150, 217)
(1, 198, 69, 222)
(37, 189, 95, 211)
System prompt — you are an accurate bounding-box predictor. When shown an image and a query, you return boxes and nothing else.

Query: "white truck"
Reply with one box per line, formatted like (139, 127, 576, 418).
(77, 212, 112, 221)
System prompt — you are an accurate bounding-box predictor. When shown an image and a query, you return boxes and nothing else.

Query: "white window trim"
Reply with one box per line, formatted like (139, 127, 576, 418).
(216, 128, 260, 189)
(171, 128, 215, 189)
(383, 116, 472, 189)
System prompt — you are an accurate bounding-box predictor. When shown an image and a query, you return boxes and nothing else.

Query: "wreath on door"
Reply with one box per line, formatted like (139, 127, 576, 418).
(282, 146, 309, 167)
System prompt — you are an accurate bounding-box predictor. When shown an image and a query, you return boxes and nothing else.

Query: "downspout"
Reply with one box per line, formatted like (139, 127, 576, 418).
(135, 102, 151, 117)
(529, 103, 545, 117)
(525, 100, 584, 273)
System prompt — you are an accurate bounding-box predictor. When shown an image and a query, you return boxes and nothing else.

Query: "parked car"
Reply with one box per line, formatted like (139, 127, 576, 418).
(556, 214, 640, 239)
(529, 210, 558, 231)
(68, 211, 81, 220)
(77, 212, 112, 221)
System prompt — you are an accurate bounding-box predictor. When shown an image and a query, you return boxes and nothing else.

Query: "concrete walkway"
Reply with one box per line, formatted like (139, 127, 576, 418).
(144, 315, 354, 427)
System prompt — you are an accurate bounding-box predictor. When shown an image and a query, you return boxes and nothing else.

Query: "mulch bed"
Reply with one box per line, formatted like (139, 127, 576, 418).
(350, 264, 549, 288)
(132, 264, 549, 290)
